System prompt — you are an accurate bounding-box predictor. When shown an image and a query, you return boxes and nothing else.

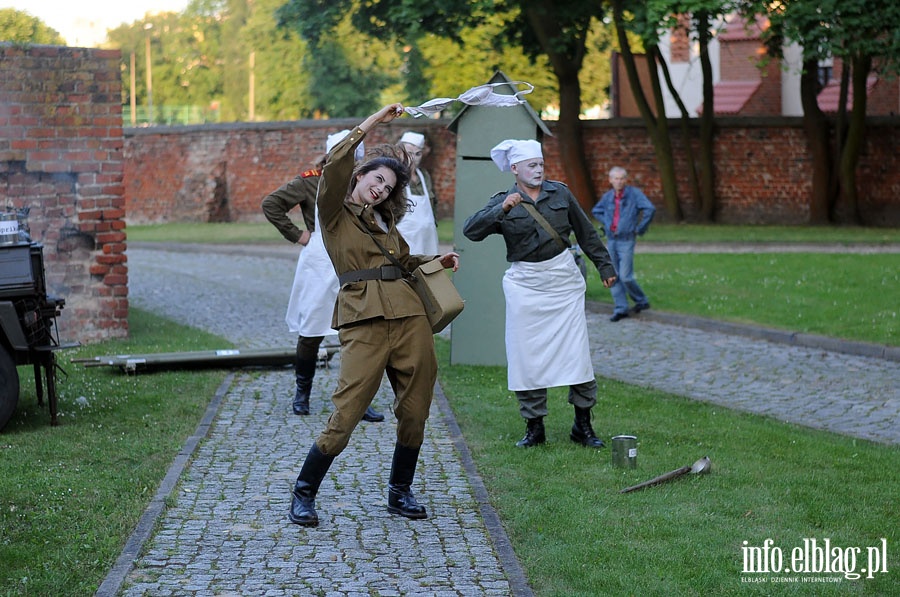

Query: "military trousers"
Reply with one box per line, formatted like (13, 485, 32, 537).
(316, 315, 437, 455)
(515, 379, 597, 420)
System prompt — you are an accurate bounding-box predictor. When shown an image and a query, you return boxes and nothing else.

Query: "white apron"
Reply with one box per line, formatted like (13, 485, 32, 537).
(396, 168, 439, 255)
(285, 210, 339, 337)
(503, 250, 594, 391)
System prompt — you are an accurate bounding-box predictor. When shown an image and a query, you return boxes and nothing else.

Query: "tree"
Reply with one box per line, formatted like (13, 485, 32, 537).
(505, 1, 609, 211)
(278, 0, 615, 211)
(610, 0, 684, 219)
(650, 1, 738, 221)
(240, 0, 311, 120)
(752, 0, 900, 223)
(108, 7, 226, 124)
(0, 8, 65, 45)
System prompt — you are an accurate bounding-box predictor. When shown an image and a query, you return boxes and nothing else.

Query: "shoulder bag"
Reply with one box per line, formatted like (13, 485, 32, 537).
(355, 218, 464, 333)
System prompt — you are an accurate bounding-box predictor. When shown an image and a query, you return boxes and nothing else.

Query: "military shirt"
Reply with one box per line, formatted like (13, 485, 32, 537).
(261, 169, 319, 243)
(317, 127, 437, 329)
(463, 181, 616, 280)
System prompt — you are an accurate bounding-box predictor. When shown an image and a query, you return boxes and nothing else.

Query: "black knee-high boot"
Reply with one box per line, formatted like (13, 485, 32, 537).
(387, 443, 428, 520)
(293, 357, 316, 415)
(288, 443, 335, 526)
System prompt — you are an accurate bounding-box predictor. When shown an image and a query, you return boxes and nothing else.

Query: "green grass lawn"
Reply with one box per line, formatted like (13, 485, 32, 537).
(128, 222, 900, 346)
(127, 220, 900, 247)
(584, 253, 898, 346)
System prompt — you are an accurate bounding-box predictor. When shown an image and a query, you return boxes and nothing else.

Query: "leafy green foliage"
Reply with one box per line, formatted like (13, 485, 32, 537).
(764, 0, 900, 74)
(0, 8, 65, 45)
(108, 9, 226, 122)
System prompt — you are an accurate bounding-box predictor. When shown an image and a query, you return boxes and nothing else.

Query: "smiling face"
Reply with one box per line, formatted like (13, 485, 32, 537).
(351, 166, 398, 206)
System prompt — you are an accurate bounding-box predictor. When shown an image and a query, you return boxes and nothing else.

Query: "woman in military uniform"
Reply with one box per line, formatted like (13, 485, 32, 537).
(288, 104, 460, 527)
(262, 133, 384, 423)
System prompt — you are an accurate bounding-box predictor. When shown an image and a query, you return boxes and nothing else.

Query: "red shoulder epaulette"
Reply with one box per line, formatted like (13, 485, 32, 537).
(301, 168, 322, 178)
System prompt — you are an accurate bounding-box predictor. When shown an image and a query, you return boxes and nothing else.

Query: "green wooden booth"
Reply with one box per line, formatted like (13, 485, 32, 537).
(448, 71, 551, 366)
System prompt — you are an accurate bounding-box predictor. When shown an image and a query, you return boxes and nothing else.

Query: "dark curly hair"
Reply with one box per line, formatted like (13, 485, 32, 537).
(349, 156, 410, 222)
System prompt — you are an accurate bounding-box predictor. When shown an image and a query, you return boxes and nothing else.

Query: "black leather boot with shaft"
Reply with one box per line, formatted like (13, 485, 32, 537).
(515, 417, 546, 448)
(387, 443, 428, 519)
(288, 444, 335, 526)
(292, 358, 317, 415)
(570, 407, 605, 448)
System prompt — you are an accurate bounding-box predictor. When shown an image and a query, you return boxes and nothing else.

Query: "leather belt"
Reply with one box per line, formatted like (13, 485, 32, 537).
(338, 265, 404, 285)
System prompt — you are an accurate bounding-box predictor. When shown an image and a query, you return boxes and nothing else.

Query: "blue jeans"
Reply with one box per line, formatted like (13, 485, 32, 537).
(607, 238, 649, 315)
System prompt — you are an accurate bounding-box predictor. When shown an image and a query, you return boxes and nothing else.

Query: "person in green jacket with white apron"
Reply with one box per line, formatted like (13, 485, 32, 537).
(463, 139, 617, 449)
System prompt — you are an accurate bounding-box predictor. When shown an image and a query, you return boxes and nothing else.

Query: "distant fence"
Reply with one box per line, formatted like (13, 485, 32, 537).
(123, 105, 221, 127)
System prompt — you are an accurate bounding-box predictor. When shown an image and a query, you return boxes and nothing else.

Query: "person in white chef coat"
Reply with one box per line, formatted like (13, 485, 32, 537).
(395, 131, 440, 255)
(462, 139, 618, 449)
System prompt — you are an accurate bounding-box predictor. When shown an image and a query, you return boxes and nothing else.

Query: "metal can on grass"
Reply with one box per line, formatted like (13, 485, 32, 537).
(612, 435, 637, 468)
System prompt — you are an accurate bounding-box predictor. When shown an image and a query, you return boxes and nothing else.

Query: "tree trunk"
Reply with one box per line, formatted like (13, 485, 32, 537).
(837, 54, 870, 224)
(830, 60, 851, 218)
(612, 0, 682, 220)
(557, 74, 596, 212)
(522, 3, 595, 212)
(799, 59, 834, 224)
(645, 45, 683, 221)
(696, 10, 716, 222)
(658, 47, 700, 208)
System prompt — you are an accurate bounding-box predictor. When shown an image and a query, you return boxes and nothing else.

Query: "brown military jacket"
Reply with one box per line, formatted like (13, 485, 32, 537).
(260, 169, 320, 243)
(318, 127, 438, 329)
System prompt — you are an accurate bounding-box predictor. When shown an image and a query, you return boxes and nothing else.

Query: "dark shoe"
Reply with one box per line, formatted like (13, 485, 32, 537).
(289, 493, 319, 527)
(292, 358, 317, 415)
(387, 487, 428, 519)
(515, 417, 546, 448)
(362, 406, 384, 422)
(570, 407, 605, 448)
(610, 312, 629, 322)
(632, 303, 650, 313)
(288, 444, 335, 526)
(387, 443, 428, 519)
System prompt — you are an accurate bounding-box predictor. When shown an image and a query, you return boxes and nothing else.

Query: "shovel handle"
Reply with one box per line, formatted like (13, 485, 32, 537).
(619, 465, 691, 494)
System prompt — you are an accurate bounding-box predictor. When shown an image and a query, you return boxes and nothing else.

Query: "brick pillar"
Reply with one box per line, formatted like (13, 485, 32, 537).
(0, 44, 128, 343)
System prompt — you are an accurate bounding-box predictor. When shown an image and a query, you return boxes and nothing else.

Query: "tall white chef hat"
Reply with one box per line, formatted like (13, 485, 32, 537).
(326, 129, 365, 160)
(399, 131, 426, 148)
(490, 139, 543, 172)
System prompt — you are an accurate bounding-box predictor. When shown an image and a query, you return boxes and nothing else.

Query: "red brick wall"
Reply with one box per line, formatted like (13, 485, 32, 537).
(719, 39, 763, 81)
(126, 116, 899, 227)
(125, 121, 459, 223)
(0, 44, 127, 343)
(668, 16, 692, 64)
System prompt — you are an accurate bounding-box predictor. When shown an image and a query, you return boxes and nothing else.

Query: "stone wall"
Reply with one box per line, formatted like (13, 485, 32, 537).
(125, 116, 899, 227)
(0, 44, 127, 344)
